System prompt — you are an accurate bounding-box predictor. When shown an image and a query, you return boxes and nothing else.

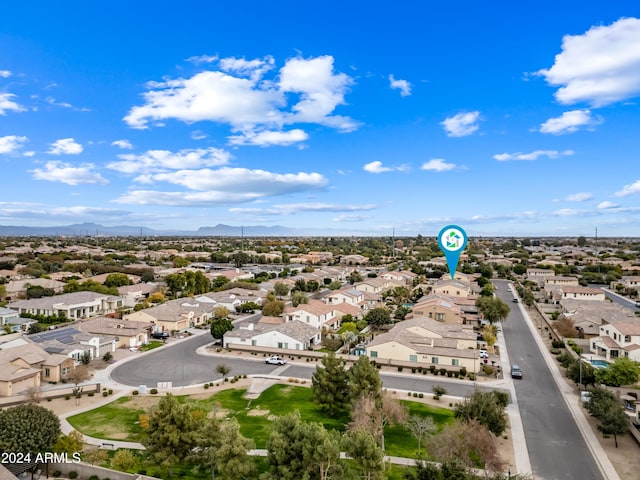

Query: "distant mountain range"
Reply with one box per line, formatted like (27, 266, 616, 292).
(0, 222, 364, 237)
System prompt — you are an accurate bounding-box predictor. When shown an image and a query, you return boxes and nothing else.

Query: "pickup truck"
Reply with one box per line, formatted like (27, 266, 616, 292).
(265, 356, 287, 365)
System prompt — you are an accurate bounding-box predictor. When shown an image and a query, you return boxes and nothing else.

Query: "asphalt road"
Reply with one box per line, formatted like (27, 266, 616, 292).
(111, 332, 501, 398)
(494, 279, 604, 480)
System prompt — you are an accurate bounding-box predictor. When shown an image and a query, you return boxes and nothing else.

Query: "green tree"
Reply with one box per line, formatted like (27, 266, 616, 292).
(364, 307, 391, 327)
(342, 428, 384, 480)
(216, 363, 231, 381)
(264, 412, 341, 480)
(262, 297, 285, 316)
(104, 273, 132, 288)
(349, 356, 382, 406)
(212, 276, 229, 290)
(475, 296, 510, 324)
(0, 404, 61, 454)
(191, 417, 256, 480)
(454, 390, 508, 437)
(567, 360, 597, 389)
(143, 394, 199, 477)
(596, 399, 629, 448)
(291, 290, 309, 307)
(349, 270, 363, 284)
(112, 449, 137, 471)
(273, 281, 290, 299)
(585, 386, 618, 419)
(211, 318, 233, 340)
(596, 357, 640, 387)
(213, 305, 230, 320)
(513, 264, 527, 275)
(578, 236, 587, 247)
(83, 446, 109, 465)
(311, 352, 350, 416)
(53, 430, 83, 455)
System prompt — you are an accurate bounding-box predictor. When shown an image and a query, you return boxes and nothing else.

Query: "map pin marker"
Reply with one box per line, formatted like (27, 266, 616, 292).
(437, 225, 468, 280)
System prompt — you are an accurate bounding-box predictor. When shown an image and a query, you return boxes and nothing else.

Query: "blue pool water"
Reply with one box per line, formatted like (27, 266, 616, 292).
(589, 359, 609, 368)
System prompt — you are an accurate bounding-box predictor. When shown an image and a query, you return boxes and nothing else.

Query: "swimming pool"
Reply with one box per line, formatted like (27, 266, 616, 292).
(588, 359, 609, 369)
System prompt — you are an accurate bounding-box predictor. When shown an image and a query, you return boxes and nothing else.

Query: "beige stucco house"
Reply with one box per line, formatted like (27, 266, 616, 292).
(365, 317, 478, 371)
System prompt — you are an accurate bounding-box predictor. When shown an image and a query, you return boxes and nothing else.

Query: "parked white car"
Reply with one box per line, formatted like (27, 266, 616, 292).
(479, 349, 489, 359)
(265, 355, 287, 365)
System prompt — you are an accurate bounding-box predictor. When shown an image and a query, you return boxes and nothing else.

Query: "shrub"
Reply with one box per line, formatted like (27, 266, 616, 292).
(64, 394, 70, 400)
(551, 339, 565, 349)
(550, 348, 561, 355)
(204, 384, 210, 389)
(418, 393, 424, 398)
(88, 392, 95, 397)
(397, 366, 403, 372)
(411, 368, 416, 374)
(103, 352, 113, 362)
(446, 371, 454, 377)
(150, 388, 158, 394)
(103, 391, 109, 397)
(52, 472, 61, 478)
(432, 385, 447, 397)
(459, 367, 467, 377)
(429, 365, 436, 373)
(439, 368, 447, 376)
(413, 392, 418, 397)
(468, 373, 476, 381)
(88, 475, 99, 480)
(69, 472, 78, 479)
(132, 390, 139, 395)
(108, 389, 113, 394)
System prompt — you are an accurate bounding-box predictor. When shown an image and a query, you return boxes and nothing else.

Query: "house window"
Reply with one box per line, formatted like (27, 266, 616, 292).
(432, 357, 439, 364)
(613, 333, 617, 340)
(436, 313, 445, 321)
(409, 355, 417, 362)
(625, 335, 631, 342)
(251, 340, 256, 346)
(370, 351, 378, 358)
(44, 368, 50, 378)
(452, 359, 459, 366)
(428, 312, 433, 319)
(62, 367, 70, 377)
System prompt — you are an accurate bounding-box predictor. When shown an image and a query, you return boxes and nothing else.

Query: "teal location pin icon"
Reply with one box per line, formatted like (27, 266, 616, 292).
(437, 225, 468, 280)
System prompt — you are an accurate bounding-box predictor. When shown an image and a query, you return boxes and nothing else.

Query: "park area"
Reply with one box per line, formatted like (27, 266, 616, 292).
(66, 383, 458, 479)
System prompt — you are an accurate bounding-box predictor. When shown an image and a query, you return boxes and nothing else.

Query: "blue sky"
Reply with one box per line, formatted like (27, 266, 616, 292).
(1, 2, 640, 236)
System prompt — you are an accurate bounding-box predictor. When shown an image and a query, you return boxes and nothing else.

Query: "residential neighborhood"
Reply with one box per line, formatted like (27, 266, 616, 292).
(0, 234, 639, 480)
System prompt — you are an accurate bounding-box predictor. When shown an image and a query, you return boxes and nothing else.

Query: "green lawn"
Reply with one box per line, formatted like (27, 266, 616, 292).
(68, 384, 454, 456)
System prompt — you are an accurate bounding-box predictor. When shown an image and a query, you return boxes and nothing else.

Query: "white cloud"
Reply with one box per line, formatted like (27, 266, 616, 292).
(333, 214, 369, 222)
(124, 55, 359, 141)
(191, 130, 208, 140)
(493, 149, 574, 161)
(279, 55, 358, 132)
(614, 179, 640, 197)
(48, 138, 83, 155)
(565, 192, 593, 202)
(23, 151, 35, 157)
(598, 201, 619, 209)
(0, 70, 11, 78)
(389, 74, 411, 96)
(0, 135, 28, 154)
(230, 202, 376, 215)
(186, 54, 218, 64)
(539, 109, 603, 134)
(0, 93, 25, 115)
(219, 55, 275, 82)
(31, 161, 108, 185)
(420, 159, 456, 172)
(115, 167, 327, 205)
(363, 161, 404, 174)
(107, 147, 231, 174)
(228, 129, 308, 147)
(441, 111, 480, 137)
(537, 17, 640, 106)
(111, 139, 133, 149)
(124, 70, 281, 130)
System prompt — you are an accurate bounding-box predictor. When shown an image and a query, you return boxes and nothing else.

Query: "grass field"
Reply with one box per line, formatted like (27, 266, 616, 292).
(68, 383, 454, 459)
